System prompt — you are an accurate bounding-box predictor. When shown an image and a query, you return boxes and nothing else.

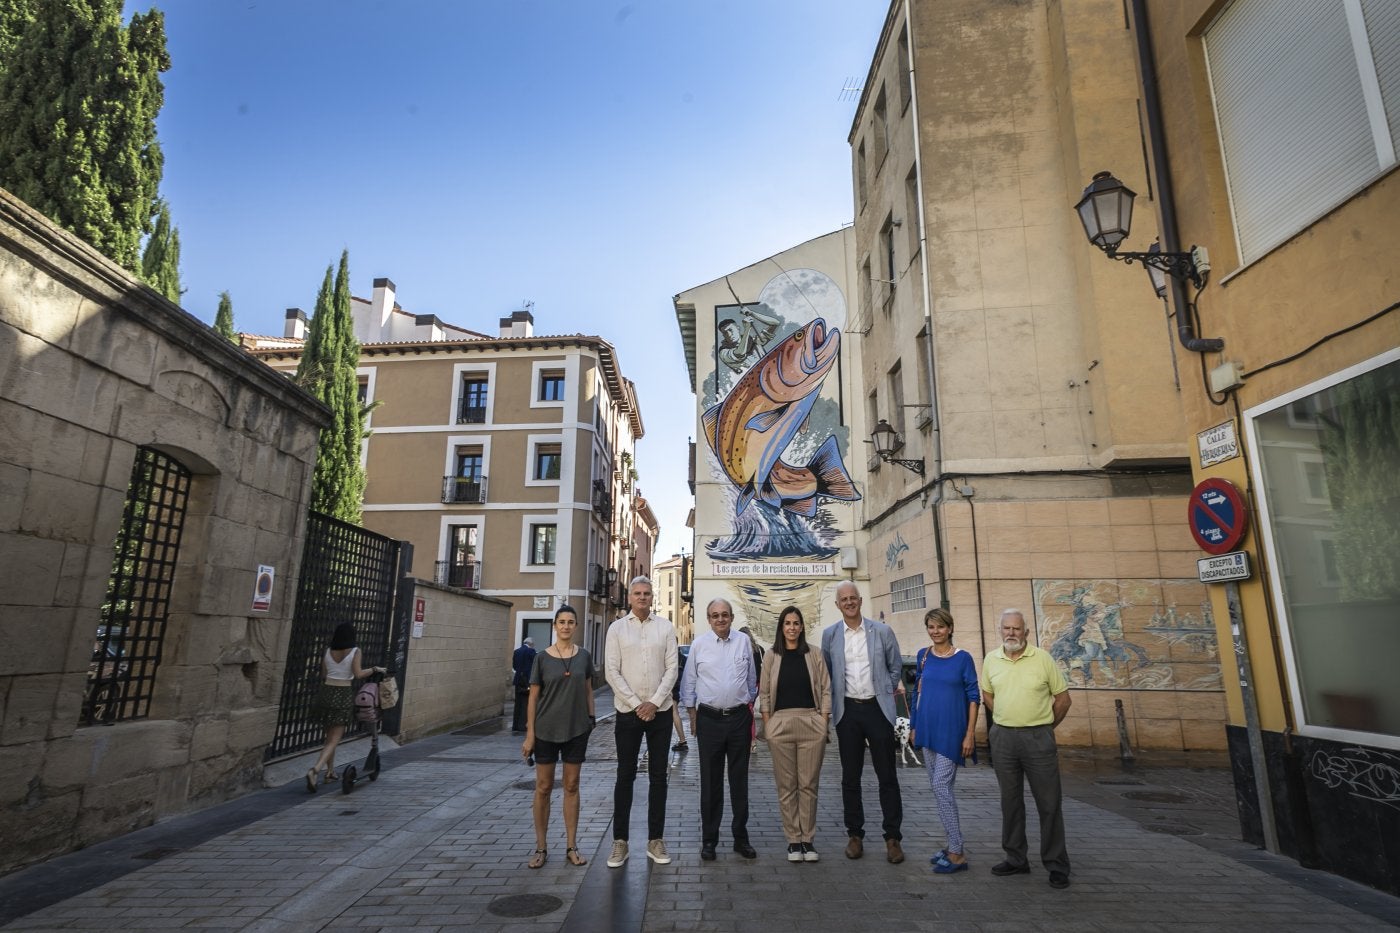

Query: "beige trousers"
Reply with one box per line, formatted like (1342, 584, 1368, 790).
(766, 707, 827, 844)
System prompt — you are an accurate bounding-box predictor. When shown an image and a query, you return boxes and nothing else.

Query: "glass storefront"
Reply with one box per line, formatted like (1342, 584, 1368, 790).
(1251, 352, 1400, 743)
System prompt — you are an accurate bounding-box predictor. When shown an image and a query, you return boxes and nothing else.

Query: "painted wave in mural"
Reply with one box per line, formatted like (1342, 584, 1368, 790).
(702, 317, 860, 517)
(706, 495, 838, 560)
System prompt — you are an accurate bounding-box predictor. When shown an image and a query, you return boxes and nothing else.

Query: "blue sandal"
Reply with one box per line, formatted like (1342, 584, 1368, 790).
(929, 848, 949, 865)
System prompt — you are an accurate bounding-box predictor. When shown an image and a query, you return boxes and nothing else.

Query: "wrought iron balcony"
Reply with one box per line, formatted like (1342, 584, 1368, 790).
(435, 560, 481, 590)
(591, 478, 612, 518)
(456, 401, 486, 424)
(588, 562, 605, 596)
(442, 475, 488, 504)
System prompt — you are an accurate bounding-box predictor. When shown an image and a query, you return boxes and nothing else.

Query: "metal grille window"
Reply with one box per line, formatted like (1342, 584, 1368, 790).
(83, 447, 191, 725)
(890, 573, 927, 613)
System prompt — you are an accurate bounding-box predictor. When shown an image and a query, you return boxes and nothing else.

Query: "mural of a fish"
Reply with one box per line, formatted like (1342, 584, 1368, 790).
(702, 318, 860, 516)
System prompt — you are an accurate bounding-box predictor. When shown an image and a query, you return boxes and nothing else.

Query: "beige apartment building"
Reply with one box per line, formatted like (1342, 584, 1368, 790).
(848, 0, 1226, 751)
(652, 553, 694, 644)
(246, 280, 646, 661)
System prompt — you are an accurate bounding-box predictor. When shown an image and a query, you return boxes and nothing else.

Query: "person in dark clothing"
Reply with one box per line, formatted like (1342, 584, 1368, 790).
(512, 636, 537, 732)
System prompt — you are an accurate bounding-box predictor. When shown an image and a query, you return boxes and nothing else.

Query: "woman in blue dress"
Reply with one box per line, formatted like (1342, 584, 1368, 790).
(909, 607, 980, 873)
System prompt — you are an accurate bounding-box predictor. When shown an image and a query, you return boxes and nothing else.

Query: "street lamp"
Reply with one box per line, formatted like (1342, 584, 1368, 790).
(871, 419, 925, 476)
(1074, 171, 1207, 291)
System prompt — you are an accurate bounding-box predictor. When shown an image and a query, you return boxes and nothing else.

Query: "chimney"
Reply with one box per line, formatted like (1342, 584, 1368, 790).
(371, 277, 397, 341)
(285, 308, 307, 339)
(498, 309, 534, 338)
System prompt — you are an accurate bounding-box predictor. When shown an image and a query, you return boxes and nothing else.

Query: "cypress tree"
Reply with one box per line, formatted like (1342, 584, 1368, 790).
(297, 254, 367, 524)
(213, 291, 236, 343)
(140, 199, 182, 302)
(0, 0, 170, 272)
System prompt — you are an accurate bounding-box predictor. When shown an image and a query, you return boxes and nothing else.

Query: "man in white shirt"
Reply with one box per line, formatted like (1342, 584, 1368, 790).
(604, 576, 679, 868)
(680, 598, 759, 861)
(820, 581, 906, 864)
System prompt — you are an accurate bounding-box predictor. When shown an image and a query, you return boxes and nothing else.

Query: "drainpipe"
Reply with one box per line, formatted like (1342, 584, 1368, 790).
(1131, 0, 1224, 353)
(904, 0, 951, 610)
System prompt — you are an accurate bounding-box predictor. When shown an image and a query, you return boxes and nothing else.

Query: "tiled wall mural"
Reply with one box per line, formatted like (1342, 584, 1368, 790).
(1032, 579, 1221, 691)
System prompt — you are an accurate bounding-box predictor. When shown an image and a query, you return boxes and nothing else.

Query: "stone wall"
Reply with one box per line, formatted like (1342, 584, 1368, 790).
(0, 189, 328, 874)
(395, 581, 511, 742)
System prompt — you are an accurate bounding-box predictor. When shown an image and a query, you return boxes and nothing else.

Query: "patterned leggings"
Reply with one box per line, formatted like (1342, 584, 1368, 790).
(923, 752, 963, 854)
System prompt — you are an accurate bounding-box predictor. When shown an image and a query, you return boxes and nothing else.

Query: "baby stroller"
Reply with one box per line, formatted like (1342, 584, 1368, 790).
(343, 669, 395, 794)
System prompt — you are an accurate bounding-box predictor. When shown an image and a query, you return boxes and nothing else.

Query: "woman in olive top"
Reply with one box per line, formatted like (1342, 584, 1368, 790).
(760, 606, 832, 863)
(521, 605, 596, 869)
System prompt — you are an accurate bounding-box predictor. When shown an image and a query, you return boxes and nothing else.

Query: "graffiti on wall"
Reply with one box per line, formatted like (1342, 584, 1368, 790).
(701, 269, 859, 564)
(1032, 579, 1221, 691)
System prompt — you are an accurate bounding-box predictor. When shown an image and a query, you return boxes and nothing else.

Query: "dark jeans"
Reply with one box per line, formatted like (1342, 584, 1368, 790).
(834, 700, 902, 840)
(613, 709, 672, 841)
(696, 705, 752, 845)
(512, 688, 529, 732)
(989, 723, 1069, 874)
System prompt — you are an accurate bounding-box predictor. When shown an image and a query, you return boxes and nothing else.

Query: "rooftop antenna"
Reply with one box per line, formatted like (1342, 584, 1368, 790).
(838, 77, 864, 102)
(520, 299, 535, 313)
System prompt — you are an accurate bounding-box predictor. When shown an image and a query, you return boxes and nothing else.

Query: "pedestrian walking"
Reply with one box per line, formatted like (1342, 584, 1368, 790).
(511, 636, 536, 733)
(759, 605, 831, 862)
(521, 605, 595, 869)
(909, 607, 980, 873)
(306, 623, 384, 792)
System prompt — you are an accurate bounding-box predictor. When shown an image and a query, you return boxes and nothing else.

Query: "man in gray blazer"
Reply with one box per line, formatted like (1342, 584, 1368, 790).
(821, 581, 905, 863)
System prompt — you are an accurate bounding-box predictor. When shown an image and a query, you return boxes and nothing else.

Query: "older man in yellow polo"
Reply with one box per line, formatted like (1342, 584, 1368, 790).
(980, 608, 1072, 890)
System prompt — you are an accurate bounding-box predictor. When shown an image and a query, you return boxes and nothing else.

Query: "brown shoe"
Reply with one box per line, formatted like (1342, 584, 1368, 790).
(886, 838, 905, 864)
(844, 836, 863, 859)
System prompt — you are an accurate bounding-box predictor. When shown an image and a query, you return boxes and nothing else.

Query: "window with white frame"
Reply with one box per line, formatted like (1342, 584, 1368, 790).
(539, 370, 565, 402)
(529, 523, 558, 566)
(1248, 350, 1400, 744)
(535, 444, 562, 481)
(1205, 0, 1400, 264)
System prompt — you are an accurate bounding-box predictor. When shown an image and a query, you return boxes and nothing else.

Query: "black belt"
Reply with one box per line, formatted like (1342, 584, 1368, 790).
(847, 696, 876, 705)
(699, 703, 748, 718)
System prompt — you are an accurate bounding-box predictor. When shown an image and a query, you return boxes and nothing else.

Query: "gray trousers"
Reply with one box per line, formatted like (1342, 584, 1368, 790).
(989, 723, 1070, 874)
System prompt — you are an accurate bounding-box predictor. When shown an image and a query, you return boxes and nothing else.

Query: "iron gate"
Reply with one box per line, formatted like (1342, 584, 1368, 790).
(266, 511, 412, 761)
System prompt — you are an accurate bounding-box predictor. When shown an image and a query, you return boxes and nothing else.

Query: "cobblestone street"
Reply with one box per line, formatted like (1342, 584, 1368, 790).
(3, 695, 1397, 932)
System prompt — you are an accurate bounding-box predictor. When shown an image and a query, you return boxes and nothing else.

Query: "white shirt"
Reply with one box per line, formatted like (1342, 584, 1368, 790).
(842, 621, 875, 700)
(680, 630, 757, 710)
(605, 611, 678, 713)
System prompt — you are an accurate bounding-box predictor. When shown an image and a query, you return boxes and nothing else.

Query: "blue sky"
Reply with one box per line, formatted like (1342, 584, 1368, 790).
(148, 0, 887, 559)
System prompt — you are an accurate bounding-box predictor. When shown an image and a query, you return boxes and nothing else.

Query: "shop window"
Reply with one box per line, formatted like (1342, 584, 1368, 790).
(1250, 353, 1400, 741)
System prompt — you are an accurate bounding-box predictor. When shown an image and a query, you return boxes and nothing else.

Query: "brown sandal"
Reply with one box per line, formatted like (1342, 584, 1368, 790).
(528, 849, 547, 869)
(565, 846, 587, 866)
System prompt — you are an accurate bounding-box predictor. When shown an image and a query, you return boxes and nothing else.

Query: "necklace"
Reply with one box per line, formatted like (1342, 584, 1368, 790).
(932, 644, 955, 658)
(558, 644, 578, 677)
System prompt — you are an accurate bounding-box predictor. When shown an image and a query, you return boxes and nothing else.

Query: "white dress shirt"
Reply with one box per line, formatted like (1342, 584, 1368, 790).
(842, 620, 876, 700)
(605, 611, 678, 713)
(679, 629, 758, 710)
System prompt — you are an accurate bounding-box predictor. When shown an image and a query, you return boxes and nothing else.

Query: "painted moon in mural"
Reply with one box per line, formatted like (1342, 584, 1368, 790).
(757, 269, 846, 332)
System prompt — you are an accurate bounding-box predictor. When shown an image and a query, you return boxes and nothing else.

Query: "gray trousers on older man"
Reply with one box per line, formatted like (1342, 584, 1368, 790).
(989, 723, 1070, 875)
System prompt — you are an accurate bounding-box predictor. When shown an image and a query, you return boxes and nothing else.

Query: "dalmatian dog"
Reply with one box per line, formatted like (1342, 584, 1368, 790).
(894, 716, 924, 767)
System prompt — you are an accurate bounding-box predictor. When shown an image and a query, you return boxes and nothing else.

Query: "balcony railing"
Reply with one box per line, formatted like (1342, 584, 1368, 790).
(588, 562, 605, 596)
(591, 479, 612, 519)
(442, 475, 488, 504)
(457, 401, 486, 424)
(435, 560, 481, 590)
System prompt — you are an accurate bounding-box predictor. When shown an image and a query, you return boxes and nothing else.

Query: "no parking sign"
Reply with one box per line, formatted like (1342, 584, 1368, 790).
(1187, 479, 1249, 555)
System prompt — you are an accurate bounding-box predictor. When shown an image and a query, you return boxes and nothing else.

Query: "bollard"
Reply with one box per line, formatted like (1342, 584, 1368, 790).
(1115, 698, 1135, 763)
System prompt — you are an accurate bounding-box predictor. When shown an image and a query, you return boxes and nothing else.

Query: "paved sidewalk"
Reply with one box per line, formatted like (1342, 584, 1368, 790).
(3, 695, 1398, 932)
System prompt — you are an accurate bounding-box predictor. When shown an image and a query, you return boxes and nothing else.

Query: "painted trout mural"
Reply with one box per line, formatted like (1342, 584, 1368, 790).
(702, 317, 859, 517)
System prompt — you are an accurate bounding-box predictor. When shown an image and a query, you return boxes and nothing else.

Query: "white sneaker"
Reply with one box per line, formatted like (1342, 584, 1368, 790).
(607, 839, 628, 868)
(646, 838, 672, 864)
